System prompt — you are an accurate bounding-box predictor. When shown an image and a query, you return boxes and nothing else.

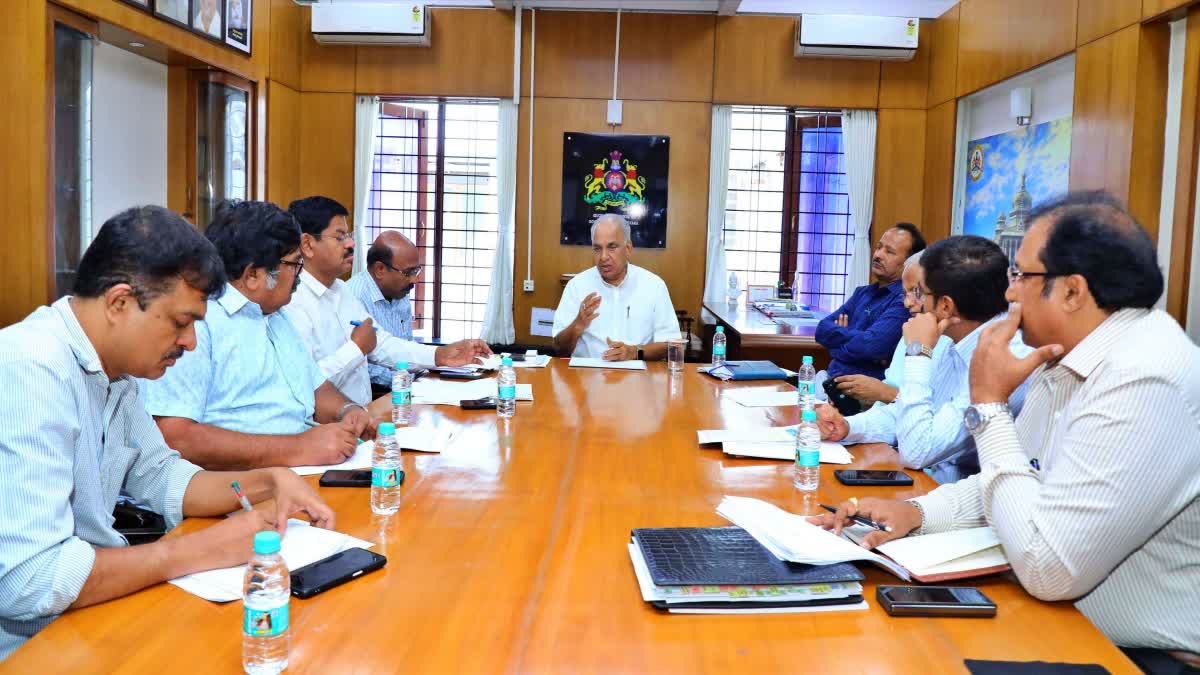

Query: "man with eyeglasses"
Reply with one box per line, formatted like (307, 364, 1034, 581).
(346, 231, 424, 394)
(141, 200, 376, 471)
(815, 235, 1032, 484)
(282, 197, 492, 407)
(813, 192, 1199, 672)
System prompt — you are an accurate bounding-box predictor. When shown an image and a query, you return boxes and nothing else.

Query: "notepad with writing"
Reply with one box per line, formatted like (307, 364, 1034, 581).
(843, 525, 1011, 583)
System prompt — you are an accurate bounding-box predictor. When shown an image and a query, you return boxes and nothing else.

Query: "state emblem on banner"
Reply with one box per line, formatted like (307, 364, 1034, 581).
(583, 150, 647, 210)
(968, 144, 985, 182)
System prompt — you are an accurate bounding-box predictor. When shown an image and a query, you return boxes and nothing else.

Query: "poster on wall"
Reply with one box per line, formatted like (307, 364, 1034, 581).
(560, 132, 670, 248)
(192, 0, 224, 40)
(154, 0, 191, 26)
(963, 117, 1071, 261)
(225, 0, 252, 53)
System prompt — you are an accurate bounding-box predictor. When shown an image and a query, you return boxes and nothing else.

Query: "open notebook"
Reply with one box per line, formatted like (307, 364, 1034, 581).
(843, 524, 1011, 583)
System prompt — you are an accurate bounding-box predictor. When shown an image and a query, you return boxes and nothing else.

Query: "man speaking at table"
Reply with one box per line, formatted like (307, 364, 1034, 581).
(0, 207, 333, 661)
(552, 214, 681, 360)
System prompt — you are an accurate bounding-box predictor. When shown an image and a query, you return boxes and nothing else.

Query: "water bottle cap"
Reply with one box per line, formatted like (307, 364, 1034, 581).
(801, 409, 817, 422)
(253, 530, 281, 555)
(715, 326, 724, 333)
(802, 355, 813, 365)
(378, 422, 396, 435)
(502, 357, 513, 366)
(395, 361, 408, 370)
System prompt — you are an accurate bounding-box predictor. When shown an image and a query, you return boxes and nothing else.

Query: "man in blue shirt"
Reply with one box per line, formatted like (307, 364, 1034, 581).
(142, 201, 377, 471)
(815, 223, 926, 381)
(345, 231, 420, 390)
(0, 206, 333, 660)
(816, 235, 1031, 483)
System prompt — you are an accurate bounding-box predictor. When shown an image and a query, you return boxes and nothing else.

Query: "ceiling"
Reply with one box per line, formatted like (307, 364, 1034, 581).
(309, 0, 959, 18)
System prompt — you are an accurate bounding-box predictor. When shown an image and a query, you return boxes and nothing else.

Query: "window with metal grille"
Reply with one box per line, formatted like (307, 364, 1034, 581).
(724, 107, 849, 311)
(366, 98, 499, 342)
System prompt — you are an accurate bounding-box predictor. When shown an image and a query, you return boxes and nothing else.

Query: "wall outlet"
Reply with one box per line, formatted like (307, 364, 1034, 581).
(523, 279, 535, 292)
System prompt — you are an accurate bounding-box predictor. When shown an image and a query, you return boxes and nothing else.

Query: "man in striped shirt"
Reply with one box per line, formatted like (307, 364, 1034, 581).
(0, 207, 334, 661)
(346, 231, 420, 391)
(815, 192, 1199, 671)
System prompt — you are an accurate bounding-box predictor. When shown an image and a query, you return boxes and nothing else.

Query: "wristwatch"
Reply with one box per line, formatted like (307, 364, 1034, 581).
(636, 346, 645, 361)
(905, 341, 934, 359)
(964, 402, 1010, 435)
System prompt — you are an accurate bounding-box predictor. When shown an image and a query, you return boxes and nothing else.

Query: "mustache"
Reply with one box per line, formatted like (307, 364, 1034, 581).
(343, 248, 355, 259)
(872, 258, 883, 266)
(164, 349, 184, 361)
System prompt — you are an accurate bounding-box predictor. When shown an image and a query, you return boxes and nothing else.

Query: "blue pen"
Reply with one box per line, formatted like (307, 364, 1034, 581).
(350, 320, 378, 332)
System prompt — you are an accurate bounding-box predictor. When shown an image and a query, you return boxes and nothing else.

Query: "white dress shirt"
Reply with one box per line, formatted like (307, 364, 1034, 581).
(551, 264, 681, 358)
(912, 309, 1200, 653)
(282, 271, 438, 406)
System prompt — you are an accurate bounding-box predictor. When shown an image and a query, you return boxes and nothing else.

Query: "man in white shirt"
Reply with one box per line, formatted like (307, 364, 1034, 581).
(813, 192, 1199, 671)
(282, 197, 491, 406)
(552, 214, 680, 360)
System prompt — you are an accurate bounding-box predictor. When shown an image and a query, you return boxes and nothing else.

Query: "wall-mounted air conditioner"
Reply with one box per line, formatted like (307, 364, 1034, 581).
(312, 3, 431, 46)
(795, 14, 918, 62)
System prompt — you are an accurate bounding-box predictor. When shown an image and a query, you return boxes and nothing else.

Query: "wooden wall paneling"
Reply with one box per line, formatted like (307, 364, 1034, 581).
(299, 7, 356, 93)
(874, 109, 928, 241)
(298, 92, 355, 212)
(166, 65, 188, 216)
(1143, 0, 1195, 20)
(921, 100, 958, 243)
(267, 80, 302, 207)
(512, 98, 712, 344)
(269, 0, 302, 90)
(1126, 23, 1171, 240)
(357, 9, 514, 97)
(1166, 9, 1200, 325)
(520, 10, 616, 100)
(926, 3, 960, 108)
(879, 21, 931, 109)
(1078, 0, 1142, 46)
(617, 13, 715, 103)
(955, 0, 1077, 97)
(712, 16, 880, 108)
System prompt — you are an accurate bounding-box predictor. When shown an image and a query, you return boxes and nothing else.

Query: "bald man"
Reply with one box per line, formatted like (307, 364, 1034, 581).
(346, 231, 424, 390)
(552, 214, 681, 360)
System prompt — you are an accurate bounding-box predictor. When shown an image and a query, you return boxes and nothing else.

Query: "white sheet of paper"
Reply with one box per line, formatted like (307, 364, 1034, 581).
(721, 441, 853, 465)
(291, 440, 374, 476)
(568, 357, 647, 371)
(411, 378, 533, 405)
(875, 527, 1006, 577)
(168, 520, 374, 602)
(724, 388, 798, 407)
(697, 427, 796, 445)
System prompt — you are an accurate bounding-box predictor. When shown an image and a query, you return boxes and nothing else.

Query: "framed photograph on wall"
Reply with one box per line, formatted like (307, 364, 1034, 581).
(224, 0, 251, 53)
(118, 0, 151, 11)
(191, 0, 224, 41)
(153, 0, 191, 27)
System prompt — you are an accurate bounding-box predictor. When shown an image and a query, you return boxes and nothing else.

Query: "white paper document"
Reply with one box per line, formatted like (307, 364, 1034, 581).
(722, 441, 853, 465)
(568, 357, 647, 371)
(724, 388, 798, 407)
(290, 427, 454, 476)
(716, 496, 910, 580)
(472, 354, 552, 370)
(697, 427, 796, 445)
(168, 520, 374, 602)
(411, 378, 533, 405)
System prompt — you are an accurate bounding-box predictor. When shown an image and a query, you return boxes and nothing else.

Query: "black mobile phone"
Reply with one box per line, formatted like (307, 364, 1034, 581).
(460, 397, 497, 410)
(290, 547, 388, 599)
(438, 370, 488, 380)
(318, 469, 404, 488)
(509, 353, 526, 362)
(833, 469, 915, 486)
(877, 585, 997, 618)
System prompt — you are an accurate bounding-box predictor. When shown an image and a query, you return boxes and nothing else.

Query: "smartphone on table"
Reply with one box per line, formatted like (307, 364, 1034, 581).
(291, 547, 388, 599)
(833, 469, 914, 486)
(877, 585, 997, 617)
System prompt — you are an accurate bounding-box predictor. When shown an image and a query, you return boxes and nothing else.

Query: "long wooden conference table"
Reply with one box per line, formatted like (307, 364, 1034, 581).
(5, 361, 1137, 673)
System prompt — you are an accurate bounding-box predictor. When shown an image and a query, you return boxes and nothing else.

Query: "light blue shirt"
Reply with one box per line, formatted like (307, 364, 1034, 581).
(881, 335, 952, 389)
(141, 284, 324, 435)
(0, 298, 201, 660)
(843, 316, 1032, 484)
(346, 270, 415, 387)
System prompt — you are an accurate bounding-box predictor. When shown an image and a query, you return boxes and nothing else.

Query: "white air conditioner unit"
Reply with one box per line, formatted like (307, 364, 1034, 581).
(795, 15, 918, 61)
(312, 3, 431, 46)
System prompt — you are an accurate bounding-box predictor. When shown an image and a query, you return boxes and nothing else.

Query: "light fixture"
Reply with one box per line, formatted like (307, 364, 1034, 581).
(1011, 87, 1032, 127)
(129, 41, 145, 48)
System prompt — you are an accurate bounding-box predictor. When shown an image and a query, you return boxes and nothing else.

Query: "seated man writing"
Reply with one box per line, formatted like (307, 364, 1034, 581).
(813, 192, 1199, 672)
(142, 200, 376, 471)
(0, 207, 332, 660)
(816, 235, 1031, 484)
(346, 231, 423, 394)
(552, 214, 680, 360)
(815, 223, 926, 385)
(282, 196, 491, 406)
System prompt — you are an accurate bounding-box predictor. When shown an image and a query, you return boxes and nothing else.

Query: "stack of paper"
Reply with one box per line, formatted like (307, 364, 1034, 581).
(697, 428, 854, 464)
(725, 387, 799, 407)
(717, 496, 910, 580)
(290, 428, 455, 476)
(411, 378, 533, 405)
(474, 354, 552, 369)
(169, 519, 374, 602)
(842, 525, 1010, 582)
(567, 357, 647, 371)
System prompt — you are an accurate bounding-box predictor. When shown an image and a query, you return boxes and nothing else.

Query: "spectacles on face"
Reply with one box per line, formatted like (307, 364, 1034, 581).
(905, 285, 927, 303)
(317, 231, 353, 244)
(384, 263, 423, 278)
(1007, 265, 1058, 285)
(278, 257, 305, 273)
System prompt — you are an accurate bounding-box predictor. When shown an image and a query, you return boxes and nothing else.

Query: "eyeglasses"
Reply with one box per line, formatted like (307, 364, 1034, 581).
(905, 286, 927, 303)
(1007, 266, 1058, 284)
(385, 263, 423, 278)
(317, 231, 353, 244)
(278, 258, 305, 272)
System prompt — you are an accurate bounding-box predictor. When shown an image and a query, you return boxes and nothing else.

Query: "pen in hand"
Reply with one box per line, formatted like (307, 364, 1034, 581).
(350, 320, 378, 332)
(819, 502, 892, 533)
(231, 481, 254, 512)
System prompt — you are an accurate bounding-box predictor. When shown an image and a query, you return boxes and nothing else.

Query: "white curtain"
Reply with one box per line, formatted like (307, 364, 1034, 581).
(352, 95, 381, 274)
(841, 109, 877, 297)
(703, 105, 732, 305)
(480, 99, 518, 344)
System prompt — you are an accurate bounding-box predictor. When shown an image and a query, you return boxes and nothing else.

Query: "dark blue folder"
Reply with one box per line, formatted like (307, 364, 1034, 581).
(705, 360, 788, 381)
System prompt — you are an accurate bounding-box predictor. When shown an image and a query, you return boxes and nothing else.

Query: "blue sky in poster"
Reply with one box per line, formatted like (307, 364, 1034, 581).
(963, 118, 1071, 240)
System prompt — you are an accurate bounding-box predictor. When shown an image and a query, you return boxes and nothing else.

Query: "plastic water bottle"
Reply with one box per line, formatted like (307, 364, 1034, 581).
(711, 326, 727, 367)
(392, 361, 412, 426)
(792, 270, 803, 304)
(794, 409, 821, 492)
(797, 355, 817, 409)
(371, 422, 402, 515)
(242, 531, 290, 675)
(497, 356, 517, 419)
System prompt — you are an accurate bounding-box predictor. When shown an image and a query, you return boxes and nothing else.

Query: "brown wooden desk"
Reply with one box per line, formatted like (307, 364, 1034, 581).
(3, 362, 1136, 674)
(701, 301, 830, 371)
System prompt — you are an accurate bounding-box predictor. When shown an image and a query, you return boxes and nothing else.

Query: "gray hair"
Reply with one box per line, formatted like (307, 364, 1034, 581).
(903, 249, 924, 270)
(590, 214, 631, 244)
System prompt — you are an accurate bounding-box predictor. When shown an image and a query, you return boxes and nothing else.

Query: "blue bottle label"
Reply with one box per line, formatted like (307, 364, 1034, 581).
(372, 467, 401, 488)
(796, 450, 820, 468)
(498, 385, 516, 400)
(243, 603, 289, 637)
(713, 344, 726, 356)
(798, 382, 813, 395)
(392, 391, 411, 405)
